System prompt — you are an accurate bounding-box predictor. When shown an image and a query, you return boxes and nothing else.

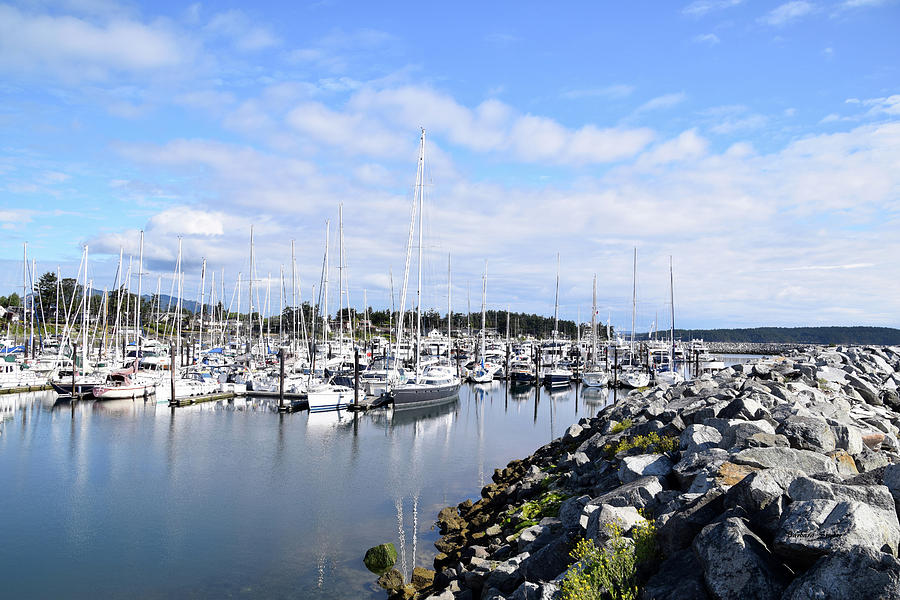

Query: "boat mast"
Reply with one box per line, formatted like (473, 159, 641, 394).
(136, 229, 143, 340)
(248, 226, 254, 355)
(415, 128, 425, 378)
(554, 252, 560, 368)
(199, 257, 206, 355)
(23, 242, 27, 355)
(447, 252, 452, 364)
(591, 274, 597, 367)
(82, 244, 88, 370)
(480, 260, 487, 365)
(291, 240, 297, 355)
(339, 203, 344, 359)
(324, 221, 330, 351)
(669, 255, 675, 369)
(630, 247, 636, 365)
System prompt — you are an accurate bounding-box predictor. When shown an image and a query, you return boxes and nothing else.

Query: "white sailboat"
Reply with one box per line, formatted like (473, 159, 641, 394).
(656, 256, 684, 386)
(582, 274, 609, 388)
(620, 248, 650, 389)
(391, 129, 461, 408)
(542, 254, 572, 387)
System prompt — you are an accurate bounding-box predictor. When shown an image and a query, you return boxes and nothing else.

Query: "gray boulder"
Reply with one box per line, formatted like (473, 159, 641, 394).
(774, 498, 900, 565)
(723, 467, 804, 514)
(717, 396, 770, 421)
(680, 424, 722, 455)
(640, 550, 709, 600)
(730, 447, 838, 476)
(657, 489, 725, 555)
(831, 423, 864, 456)
(884, 464, 900, 507)
(510, 581, 560, 600)
(618, 454, 674, 484)
(483, 553, 529, 594)
(519, 536, 574, 583)
(777, 416, 837, 452)
(782, 546, 900, 600)
(558, 494, 590, 532)
(591, 475, 666, 512)
(692, 517, 788, 600)
(585, 504, 647, 544)
(672, 448, 729, 489)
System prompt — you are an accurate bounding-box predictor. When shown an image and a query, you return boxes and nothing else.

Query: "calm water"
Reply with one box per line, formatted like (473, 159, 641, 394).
(0, 355, 754, 599)
(0, 382, 617, 599)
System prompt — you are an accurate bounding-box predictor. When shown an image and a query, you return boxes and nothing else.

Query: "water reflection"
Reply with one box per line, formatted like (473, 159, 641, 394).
(0, 364, 752, 598)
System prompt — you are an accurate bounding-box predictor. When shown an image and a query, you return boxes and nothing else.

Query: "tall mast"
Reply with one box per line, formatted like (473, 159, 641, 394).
(279, 264, 284, 344)
(669, 255, 675, 367)
(324, 220, 330, 348)
(199, 257, 206, 354)
(480, 260, 487, 363)
(447, 252, 451, 363)
(339, 203, 344, 357)
(389, 266, 394, 366)
(415, 128, 425, 377)
(82, 245, 89, 370)
(630, 247, 636, 364)
(23, 242, 27, 356)
(591, 274, 597, 366)
(248, 226, 254, 353)
(291, 240, 297, 355)
(136, 229, 143, 339)
(554, 251, 560, 336)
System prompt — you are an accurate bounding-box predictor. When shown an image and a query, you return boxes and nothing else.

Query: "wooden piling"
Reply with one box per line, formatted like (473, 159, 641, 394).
(71, 343, 77, 398)
(279, 349, 285, 409)
(169, 343, 176, 403)
(354, 348, 359, 406)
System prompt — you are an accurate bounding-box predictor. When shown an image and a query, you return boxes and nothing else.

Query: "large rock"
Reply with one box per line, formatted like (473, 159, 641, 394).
(774, 497, 900, 565)
(782, 546, 900, 600)
(831, 424, 864, 456)
(510, 581, 560, 600)
(777, 415, 837, 452)
(641, 550, 710, 600)
(558, 494, 590, 532)
(723, 467, 804, 514)
(585, 504, 647, 544)
(672, 448, 729, 489)
(618, 454, 674, 484)
(717, 396, 770, 421)
(680, 424, 723, 455)
(657, 489, 725, 555)
(483, 553, 528, 594)
(730, 447, 838, 476)
(364, 542, 398, 575)
(519, 536, 574, 583)
(591, 475, 666, 512)
(884, 464, 900, 507)
(692, 517, 788, 600)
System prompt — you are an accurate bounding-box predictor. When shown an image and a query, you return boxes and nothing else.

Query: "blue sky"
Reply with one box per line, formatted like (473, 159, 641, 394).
(1, 0, 899, 331)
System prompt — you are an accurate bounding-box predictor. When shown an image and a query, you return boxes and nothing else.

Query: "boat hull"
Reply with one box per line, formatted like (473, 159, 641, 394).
(50, 381, 98, 396)
(391, 383, 459, 409)
(582, 372, 609, 388)
(93, 384, 154, 399)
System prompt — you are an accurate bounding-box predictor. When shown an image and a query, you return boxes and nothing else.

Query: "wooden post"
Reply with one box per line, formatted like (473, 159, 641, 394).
(505, 341, 510, 381)
(279, 350, 285, 409)
(354, 348, 359, 406)
(169, 343, 176, 404)
(613, 345, 618, 388)
(71, 343, 77, 398)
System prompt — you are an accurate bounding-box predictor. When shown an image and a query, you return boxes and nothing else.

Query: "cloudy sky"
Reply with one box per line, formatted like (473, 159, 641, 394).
(1, 0, 898, 331)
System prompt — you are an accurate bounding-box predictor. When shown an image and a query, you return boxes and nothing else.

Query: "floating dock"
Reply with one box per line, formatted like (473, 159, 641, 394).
(0, 384, 52, 396)
(169, 391, 236, 407)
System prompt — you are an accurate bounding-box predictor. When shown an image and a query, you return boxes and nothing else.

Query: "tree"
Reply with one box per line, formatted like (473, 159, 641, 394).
(4, 292, 21, 307)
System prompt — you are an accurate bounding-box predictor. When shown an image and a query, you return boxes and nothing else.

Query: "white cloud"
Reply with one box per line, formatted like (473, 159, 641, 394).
(0, 5, 186, 81)
(560, 84, 635, 100)
(637, 129, 709, 167)
(636, 92, 688, 113)
(682, 0, 743, 16)
(692, 33, 721, 45)
(760, 1, 815, 26)
(205, 9, 279, 52)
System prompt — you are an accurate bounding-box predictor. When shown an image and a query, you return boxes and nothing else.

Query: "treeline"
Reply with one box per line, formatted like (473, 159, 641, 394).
(668, 327, 900, 345)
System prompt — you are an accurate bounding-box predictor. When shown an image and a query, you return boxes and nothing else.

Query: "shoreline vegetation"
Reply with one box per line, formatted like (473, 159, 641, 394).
(375, 345, 900, 599)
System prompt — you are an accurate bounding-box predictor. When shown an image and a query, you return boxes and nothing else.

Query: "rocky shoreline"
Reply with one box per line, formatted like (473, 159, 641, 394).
(706, 342, 813, 355)
(402, 346, 900, 600)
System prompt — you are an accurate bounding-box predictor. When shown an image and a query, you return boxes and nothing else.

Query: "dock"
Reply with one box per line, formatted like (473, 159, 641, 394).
(1, 384, 52, 395)
(169, 391, 236, 407)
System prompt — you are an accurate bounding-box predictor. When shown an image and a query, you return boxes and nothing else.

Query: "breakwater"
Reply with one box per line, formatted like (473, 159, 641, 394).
(707, 342, 813, 355)
(415, 346, 900, 599)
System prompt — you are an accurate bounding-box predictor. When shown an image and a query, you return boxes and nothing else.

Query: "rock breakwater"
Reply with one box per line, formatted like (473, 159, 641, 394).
(416, 346, 900, 600)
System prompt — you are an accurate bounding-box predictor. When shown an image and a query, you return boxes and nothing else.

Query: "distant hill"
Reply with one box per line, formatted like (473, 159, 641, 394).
(650, 326, 900, 345)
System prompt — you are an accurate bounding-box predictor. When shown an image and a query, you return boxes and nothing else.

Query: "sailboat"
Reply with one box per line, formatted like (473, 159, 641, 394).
(619, 248, 650, 389)
(307, 219, 359, 412)
(390, 129, 461, 408)
(542, 254, 572, 387)
(469, 261, 498, 384)
(582, 274, 609, 388)
(656, 256, 685, 386)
